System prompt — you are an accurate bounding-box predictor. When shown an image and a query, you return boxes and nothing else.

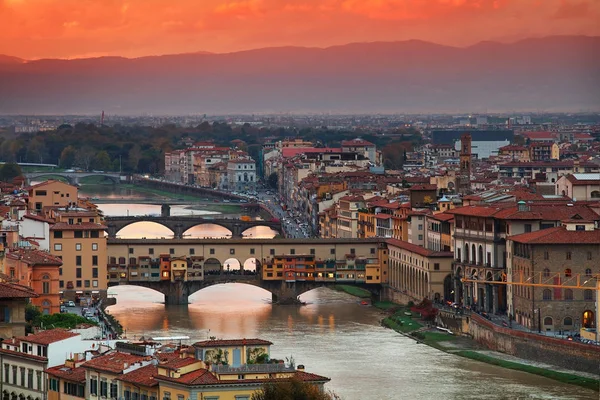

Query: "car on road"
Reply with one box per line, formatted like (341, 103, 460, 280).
(67, 301, 76, 307)
(60, 305, 67, 313)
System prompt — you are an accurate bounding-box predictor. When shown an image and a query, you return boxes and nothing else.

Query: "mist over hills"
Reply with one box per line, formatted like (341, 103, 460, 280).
(0, 36, 598, 115)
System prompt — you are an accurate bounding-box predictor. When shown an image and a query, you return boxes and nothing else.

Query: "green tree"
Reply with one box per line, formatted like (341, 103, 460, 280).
(267, 173, 278, 189)
(60, 146, 77, 168)
(92, 150, 112, 171)
(0, 162, 23, 182)
(252, 378, 339, 400)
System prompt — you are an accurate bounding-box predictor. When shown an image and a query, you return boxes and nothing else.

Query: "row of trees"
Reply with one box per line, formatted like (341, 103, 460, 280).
(0, 122, 422, 175)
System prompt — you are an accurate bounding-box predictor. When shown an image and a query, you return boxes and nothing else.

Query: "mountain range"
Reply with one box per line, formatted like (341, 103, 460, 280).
(1, 36, 599, 115)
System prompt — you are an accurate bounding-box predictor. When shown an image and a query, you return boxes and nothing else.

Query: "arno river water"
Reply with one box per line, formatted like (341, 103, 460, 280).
(83, 185, 596, 399)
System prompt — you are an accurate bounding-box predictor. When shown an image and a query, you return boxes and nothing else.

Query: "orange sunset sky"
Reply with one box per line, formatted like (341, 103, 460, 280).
(2, 0, 599, 59)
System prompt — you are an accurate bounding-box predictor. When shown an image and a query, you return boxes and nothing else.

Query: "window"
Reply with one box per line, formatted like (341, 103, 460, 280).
(92, 243, 98, 251)
(169, 248, 175, 255)
(250, 248, 255, 255)
(564, 289, 573, 300)
(75, 243, 82, 251)
(564, 268, 572, 277)
(584, 289, 594, 301)
(524, 224, 532, 233)
(563, 317, 573, 326)
(330, 248, 335, 255)
(290, 249, 295, 255)
(585, 268, 592, 277)
(12, 366, 16, 385)
(20, 367, 25, 387)
(543, 251, 549, 260)
(270, 249, 275, 255)
(76, 280, 82, 287)
(27, 368, 33, 388)
(42, 281, 50, 294)
(371, 248, 376, 254)
(310, 248, 315, 255)
(587, 252, 592, 260)
(149, 248, 154, 255)
(84, 280, 90, 288)
(59, 280, 64, 288)
(49, 378, 59, 391)
(92, 255, 98, 266)
(54, 244, 62, 251)
(543, 268, 550, 277)
(76, 256, 82, 266)
(543, 317, 553, 326)
(566, 252, 571, 260)
(35, 190, 47, 196)
(76, 268, 82, 278)
(129, 248, 134, 254)
(53, 231, 63, 239)
(190, 248, 195, 255)
(542, 289, 552, 300)
(210, 248, 215, 255)
(74, 231, 83, 238)
(92, 268, 98, 278)
(230, 248, 235, 255)
(100, 379, 108, 397)
(433, 263, 440, 271)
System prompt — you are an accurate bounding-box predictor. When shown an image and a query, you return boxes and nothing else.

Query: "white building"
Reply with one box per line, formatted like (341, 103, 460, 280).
(19, 214, 52, 251)
(342, 138, 377, 164)
(227, 158, 257, 192)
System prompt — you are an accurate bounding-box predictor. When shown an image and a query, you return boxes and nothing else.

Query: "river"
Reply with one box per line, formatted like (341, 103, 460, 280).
(88, 185, 596, 399)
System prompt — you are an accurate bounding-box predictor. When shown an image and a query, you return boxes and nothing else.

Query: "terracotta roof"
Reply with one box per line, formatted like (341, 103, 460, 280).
(83, 351, 151, 374)
(431, 213, 454, 222)
(410, 184, 437, 191)
(155, 368, 219, 385)
(341, 138, 375, 147)
(6, 249, 63, 266)
(23, 213, 55, 223)
(499, 145, 528, 152)
(26, 180, 75, 190)
(295, 370, 331, 383)
(509, 226, 600, 244)
(159, 357, 200, 370)
(117, 364, 158, 387)
(566, 174, 600, 185)
(448, 204, 600, 221)
(50, 222, 107, 231)
(46, 365, 86, 383)
(386, 239, 453, 258)
(0, 348, 47, 362)
(0, 282, 39, 299)
(193, 339, 273, 348)
(17, 329, 79, 345)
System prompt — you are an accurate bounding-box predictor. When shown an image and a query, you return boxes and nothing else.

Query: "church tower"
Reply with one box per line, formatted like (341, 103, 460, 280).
(458, 133, 472, 194)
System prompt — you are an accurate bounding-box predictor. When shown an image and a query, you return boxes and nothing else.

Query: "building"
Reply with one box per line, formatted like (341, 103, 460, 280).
(0, 282, 38, 339)
(49, 208, 108, 301)
(47, 357, 87, 400)
(26, 180, 78, 212)
(431, 129, 514, 159)
(0, 329, 91, 399)
(227, 158, 257, 192)
(341, 138, 377, 163)
(529, 142, 560, 161)
(387, 239, 454, 303)
(555, 174, 600, 200)
(498, 145, 530, 162)
(507, 221, 599, 334)
(336, 195, 365, 238)
(4, 249, 62, 314)
(498, 160, 600, 183)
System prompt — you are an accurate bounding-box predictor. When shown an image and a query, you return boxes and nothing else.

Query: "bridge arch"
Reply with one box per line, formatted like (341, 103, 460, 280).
(116, 221, 175, 239)
(240, 225, 278, 239)
(183, 223, 233, 239)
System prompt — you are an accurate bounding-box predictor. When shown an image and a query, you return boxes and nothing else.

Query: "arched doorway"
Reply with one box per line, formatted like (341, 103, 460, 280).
(223, 258, 242, 275)
(471, 244, 476, 265)
(243, 258, 261, 275)
(478, 245, 483, 265)
(203, 258, 222, 276)
(443, 274, 452, 303)
(582, 310, 595, 329)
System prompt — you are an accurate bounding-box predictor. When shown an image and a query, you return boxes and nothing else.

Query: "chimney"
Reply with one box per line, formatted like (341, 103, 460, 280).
(297, 365, 305, 371)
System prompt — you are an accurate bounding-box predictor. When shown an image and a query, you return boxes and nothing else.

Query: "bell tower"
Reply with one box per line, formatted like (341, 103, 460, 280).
(458, 133, 472, 194)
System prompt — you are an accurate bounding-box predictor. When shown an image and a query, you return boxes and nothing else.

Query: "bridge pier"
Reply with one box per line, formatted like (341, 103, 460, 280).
(163, 281, 191, 305)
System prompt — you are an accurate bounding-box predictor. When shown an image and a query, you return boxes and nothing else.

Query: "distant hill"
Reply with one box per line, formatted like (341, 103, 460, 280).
(0, 55, 26, 65)
(0, 36, 598, 114)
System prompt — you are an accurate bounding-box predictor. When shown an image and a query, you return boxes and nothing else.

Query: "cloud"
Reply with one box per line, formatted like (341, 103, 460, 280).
(553, 0, 593, 19)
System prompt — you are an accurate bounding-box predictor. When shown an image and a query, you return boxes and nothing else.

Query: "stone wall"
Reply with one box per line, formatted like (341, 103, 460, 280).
(469, 313, 600, 375)
(382, 286, 419, 305)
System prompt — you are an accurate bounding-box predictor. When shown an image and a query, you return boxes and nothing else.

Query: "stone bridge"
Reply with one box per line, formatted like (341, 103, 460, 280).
(108, 275, 380, 305)
(104, 215, 283, 239)
(24, 171, 125, 185)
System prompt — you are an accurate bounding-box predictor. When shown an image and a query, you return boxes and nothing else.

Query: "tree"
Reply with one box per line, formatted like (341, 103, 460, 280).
(0, 162, 23, 182)
(267, 173, 278, 189)
(75, 146, 95, 171)
(60, 146, 77, 168)
(252, 378, 340, 400)
(92, 150, 112, 171)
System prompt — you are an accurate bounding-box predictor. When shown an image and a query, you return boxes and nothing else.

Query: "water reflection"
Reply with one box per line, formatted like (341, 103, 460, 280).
(107, 285, 598, 400)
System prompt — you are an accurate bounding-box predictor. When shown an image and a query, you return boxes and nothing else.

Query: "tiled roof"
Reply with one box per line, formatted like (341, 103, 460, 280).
(410, 184, 437, 191)
(431, 213, 454, 222)
(18, 329, 79, 345)
(295, 370, 331, 382)
(159, 357, 200, 370)
(26, 180, 73, 190)
(448, 204, 600, 221)
(7, 249, 63, 266)
(83, 351, 151, 374)
(0, 348, 47, 362)
(193, 339, 273, 348)
(46, 365, 86, 383)
(341, 138, 375, 147)
(117, 364, 158, 387)
(50, 222, 107, 231)
(155, 368, 219, 385)
(0, 282, 39, 299)
(509, 226, 600, 244)
(386, 239, 453, 258)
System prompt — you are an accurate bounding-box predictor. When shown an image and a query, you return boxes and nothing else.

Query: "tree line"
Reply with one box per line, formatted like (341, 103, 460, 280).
(0, 122, 422, 175)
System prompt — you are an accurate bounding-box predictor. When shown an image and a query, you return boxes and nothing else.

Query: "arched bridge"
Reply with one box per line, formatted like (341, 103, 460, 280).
(24, 171, 125, 185)
(104, 215, 283, 238)
(108, 274, 380, 305)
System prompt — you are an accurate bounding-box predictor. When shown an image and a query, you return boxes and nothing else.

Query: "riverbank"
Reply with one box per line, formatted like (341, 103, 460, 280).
(373, 301, 600, 392)
(332, 285, 371, 298)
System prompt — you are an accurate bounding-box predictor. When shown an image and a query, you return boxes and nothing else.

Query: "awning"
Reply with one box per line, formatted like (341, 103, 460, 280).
(92, 291, 100, 294)
(59, 291, 64, 294)
(76, 291, 83, 294)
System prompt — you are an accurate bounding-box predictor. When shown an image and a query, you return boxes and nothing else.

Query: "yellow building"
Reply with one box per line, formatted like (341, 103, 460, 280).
(47, 359, 86, 400)
(0, 282, 38, 340)
(117, 363, 160, 400)
(27, 180, 78, 212)
(49, 208, 107, 301)
(170, 256, 188, 282)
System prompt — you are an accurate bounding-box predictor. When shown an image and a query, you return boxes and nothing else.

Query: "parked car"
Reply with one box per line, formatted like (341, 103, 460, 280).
(60, 305, 67, 313)
(67, 301, 76, 307)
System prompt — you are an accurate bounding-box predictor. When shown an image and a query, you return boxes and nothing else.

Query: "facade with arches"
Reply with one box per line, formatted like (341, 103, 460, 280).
(507, 221, 599, 333)
(4, 249, 62, 315)
(387, 239, 453, 304)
